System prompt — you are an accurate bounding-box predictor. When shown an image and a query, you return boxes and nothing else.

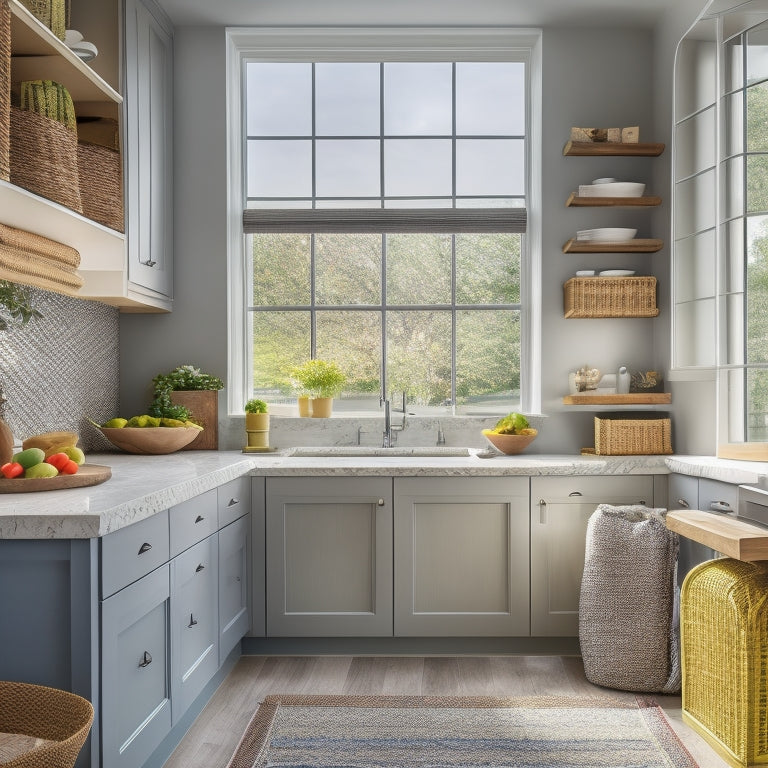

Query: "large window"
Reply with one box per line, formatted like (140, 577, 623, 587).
(228, 30, 541, 415)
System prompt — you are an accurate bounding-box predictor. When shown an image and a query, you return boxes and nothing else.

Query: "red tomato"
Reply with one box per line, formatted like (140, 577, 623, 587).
(1, 462, 24, 478)
(46, 453, 79, 474)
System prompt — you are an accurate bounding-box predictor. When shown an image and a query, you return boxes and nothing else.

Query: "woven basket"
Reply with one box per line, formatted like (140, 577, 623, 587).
(564, 276, 659, 318)
(17, 0, 66, 40)
(681, 558, 768, 767)
(0, 680, 93, 768)
(594, 415, 672, 455)
(0, 0, 10, 182)
(78, 141, 124, 232)
(10, 107, 82, 214)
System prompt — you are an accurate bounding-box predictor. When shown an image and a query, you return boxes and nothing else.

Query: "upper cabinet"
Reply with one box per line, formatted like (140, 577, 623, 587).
(0, 0, 172, 311)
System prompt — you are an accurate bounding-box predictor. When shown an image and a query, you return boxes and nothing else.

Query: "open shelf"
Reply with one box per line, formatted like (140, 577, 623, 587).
(566, 193, 662, 207)
(667, 510, 768, 562)
(563, 141, 665, 157)
(562, 393, 671, 405)
(563, 238, 663, 253)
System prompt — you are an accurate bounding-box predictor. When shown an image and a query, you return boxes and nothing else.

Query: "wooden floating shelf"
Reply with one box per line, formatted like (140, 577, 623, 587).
(562, 393, 671, 405)
(667, 510, 768, 562)
(563, 141, 666, 157)
(563, 238, 663, 253)
(566, 193, 662, 207)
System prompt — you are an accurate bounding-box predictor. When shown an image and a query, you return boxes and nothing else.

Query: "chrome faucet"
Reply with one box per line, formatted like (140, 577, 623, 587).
(381, 392, 408, 448)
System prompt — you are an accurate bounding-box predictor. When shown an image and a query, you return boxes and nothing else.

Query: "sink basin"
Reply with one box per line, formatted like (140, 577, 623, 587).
(285, 446, 472, 457)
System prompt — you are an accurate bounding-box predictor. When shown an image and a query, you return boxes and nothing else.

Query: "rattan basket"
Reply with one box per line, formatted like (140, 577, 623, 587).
(17, 0, 67, 40)
(564, 276, 659, 318)
(0, 0, 10, 182)
(77, 141, 124, 232)
(0, 680, 93, 768)
(9, 106, 82, 213)
(681, 558, 768, 768)
(593, 415, 672, 455)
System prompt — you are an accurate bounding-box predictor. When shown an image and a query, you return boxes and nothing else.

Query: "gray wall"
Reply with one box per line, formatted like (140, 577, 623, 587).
(117, 11, 712, 453)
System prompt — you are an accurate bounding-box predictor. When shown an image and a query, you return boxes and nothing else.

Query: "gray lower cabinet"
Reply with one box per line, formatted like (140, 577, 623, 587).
(219, 514, 251, 663)
(170, 534, 219, 724)
(393, 477, 530, 636)
(101, 564, 172, 768)
(265, 476, 393, 636)
(530, 475, 654, 636)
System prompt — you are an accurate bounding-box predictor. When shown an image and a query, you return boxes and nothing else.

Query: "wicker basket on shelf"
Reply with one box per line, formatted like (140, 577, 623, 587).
(17, 0, 67, 40)
(593, 414, 672, 455)
(9, 107, 82, 214)
(564, 276, 659, 318)
(77, 141, 124, 232)
(0, 0, 10, 182)
(0, 680, 93, 768)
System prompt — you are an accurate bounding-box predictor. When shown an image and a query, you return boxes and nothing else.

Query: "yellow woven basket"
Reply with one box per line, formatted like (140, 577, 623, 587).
(564, 276, 659, 318)
(593, 415, 672, 455)
(0, 0, 10, 182)
(681, 558, 768, 768)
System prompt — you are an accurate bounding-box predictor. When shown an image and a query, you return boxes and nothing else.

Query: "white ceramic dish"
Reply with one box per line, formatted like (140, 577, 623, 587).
(576, 228, 637, 242)
(576, 269, 596, 277)
(592, 177, 617, 184)
(578, 182, 646, 197)
(599, 269, 636, 277)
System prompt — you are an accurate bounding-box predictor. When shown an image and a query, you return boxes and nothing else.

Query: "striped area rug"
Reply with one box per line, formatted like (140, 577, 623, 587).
(226, 694, 698, 768)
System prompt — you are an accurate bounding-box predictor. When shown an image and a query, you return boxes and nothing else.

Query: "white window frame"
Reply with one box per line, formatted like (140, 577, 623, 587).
(225, 27, 542, 416)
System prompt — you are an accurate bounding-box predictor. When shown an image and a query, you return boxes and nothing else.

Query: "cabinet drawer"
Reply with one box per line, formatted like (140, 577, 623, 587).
(532, 475, 653, 504)
(219, 515, 250, 663)
(217, 476, 251, 528)
(169, 490, 217, 557)
(698, 478, 738, 516)
(170, 535, 219, 723)
(101, 564, 171, 768)
(101, 510, 169, 598)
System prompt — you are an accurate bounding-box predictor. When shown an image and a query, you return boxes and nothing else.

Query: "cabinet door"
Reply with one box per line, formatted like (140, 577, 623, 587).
(394, 477, 529, 636)
(218, 514, 250, 663)
(170, 535, 218, 724)
(266, 477, 393, 636)
(169, 490, 217, 558)
(101, 565, 171, 768)
(530, 475, 653, 636)
(123, 0, 173, 298)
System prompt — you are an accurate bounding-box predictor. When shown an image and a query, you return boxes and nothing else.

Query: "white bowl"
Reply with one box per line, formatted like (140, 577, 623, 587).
(576, 227, 637, 242)
(592, 177, 617, 184)
(576, 269, 596, 277)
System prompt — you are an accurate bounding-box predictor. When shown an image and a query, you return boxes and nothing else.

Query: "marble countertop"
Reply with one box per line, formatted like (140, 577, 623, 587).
(0, 449, 761, 539)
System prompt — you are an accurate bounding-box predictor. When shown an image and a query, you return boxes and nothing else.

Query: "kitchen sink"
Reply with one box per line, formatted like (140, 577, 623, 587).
(284, 446, 472, 457)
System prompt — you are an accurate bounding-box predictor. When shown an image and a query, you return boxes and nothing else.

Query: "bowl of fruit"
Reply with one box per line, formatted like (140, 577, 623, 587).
(482, 412, 538, 455)
(97, 415, 203, 454)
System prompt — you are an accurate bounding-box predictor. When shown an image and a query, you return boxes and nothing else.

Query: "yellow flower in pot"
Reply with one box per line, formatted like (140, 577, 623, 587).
(289, 359, 347, 418)
(244, 398, 269, 448)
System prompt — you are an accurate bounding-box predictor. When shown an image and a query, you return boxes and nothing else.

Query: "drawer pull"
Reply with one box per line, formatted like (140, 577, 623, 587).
(710, 501, 733, 513)
(538, 499, 547, 524)
(137, 542, 153, 555)
(568, 491, 583, 497)
(188, 614, 198, 628)
(195, 563, 205, 573)
(227, 497, 239, 507)
(138, 651, 152, 668)
(194, 515, 205, 524)
(677, 499, 690, 508)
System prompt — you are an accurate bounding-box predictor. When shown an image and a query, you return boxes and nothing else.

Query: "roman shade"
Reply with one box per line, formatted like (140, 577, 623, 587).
(242, 207, 527, 234)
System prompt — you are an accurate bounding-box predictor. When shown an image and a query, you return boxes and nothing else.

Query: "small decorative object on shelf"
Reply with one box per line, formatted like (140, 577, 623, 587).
(630, 370, 664, 393)
(570, 126, 639, 143)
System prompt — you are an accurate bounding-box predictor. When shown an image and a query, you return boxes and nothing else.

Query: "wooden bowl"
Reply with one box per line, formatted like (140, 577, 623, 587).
(482, 429, 537, 455)
(99, 426, 201, 454)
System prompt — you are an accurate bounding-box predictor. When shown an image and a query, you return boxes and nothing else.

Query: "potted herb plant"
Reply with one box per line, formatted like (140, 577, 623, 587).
(244, 398, 270, 448)
(149, 365, 224, 449)
(289, 359, 347, 418)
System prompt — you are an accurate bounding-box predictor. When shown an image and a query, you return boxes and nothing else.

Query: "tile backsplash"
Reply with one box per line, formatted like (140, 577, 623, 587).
(0, 287, 119, 450)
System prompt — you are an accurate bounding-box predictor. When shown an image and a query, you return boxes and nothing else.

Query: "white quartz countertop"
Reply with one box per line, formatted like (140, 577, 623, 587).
(0, 449, 759, 539)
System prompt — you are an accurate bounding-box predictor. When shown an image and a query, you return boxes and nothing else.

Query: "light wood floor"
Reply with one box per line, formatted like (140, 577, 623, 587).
(164, 655, 729, 768)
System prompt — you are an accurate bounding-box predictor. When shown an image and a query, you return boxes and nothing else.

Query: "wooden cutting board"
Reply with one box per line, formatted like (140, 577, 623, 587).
(0, 463, 111, 493)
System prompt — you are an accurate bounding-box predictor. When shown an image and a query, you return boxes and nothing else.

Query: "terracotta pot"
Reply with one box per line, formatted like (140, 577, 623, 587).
(245, 412, 270, 448)
(170, 389, 219, 450)
(310, 397, 333, 418)
(297, 396, 311, 417)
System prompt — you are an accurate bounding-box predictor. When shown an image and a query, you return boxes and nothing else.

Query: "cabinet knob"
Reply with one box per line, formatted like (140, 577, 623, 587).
(194, 515, 205, 524)
(188, 614, 198, 628)
(377, 498, 385, 506)
(195, 563, 205, 572)
(677, 499, 690, 508)
(143, 259, 157, 267)
(138, 542, 152, 555)
(138, 651, 152, 668)
(227, 497, 239, 507)
(710, 501, 732, 513)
